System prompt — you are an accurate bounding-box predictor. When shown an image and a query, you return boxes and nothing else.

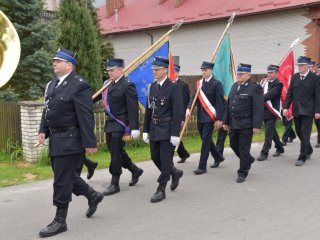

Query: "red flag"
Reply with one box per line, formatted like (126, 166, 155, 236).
(278, 49, 294, 120)
(168, 51, 177, 81)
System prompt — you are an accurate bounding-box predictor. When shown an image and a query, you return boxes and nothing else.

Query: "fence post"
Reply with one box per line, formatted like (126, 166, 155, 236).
(18, 101, 45, 163)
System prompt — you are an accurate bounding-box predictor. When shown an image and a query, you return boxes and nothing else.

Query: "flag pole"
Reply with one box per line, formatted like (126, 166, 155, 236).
(175, 13, 236, 152)
(228, 32, 237, 82)
(278, 38, 299, 66)
(92, 20, 184, 100)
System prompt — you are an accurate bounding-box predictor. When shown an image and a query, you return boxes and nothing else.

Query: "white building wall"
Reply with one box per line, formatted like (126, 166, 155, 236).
(105, 8, 310, 75)
(43, 0, 60, 11)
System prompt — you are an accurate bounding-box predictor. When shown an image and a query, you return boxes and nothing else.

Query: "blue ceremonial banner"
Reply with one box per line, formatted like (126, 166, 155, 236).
(128, 41, 169, 108)
(213, 34, 235, 98)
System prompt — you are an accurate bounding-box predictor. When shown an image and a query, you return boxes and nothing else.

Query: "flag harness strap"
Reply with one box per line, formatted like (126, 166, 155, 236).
(197, 79, 217, 121)
(102, 81, 131, 135)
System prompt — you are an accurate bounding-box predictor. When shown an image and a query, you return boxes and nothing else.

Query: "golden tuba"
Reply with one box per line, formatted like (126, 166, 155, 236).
(0, 10, 21, 88)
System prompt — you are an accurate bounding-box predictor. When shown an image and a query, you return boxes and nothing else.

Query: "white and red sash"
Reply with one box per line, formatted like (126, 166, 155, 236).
(197, 79, 217, 121)
(261, 79, 282, 120)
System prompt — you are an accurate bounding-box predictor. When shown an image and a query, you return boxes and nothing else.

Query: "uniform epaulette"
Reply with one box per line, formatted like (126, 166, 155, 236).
(74, 75, 84, 82)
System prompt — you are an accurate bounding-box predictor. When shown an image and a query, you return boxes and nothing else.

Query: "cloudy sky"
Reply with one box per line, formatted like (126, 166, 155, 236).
(93, 0, 105, 7)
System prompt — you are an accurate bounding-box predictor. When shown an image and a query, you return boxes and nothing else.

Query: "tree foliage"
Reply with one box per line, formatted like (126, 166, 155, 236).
(0, 0, 56, 100)
(57, 0, 102, 91)
(85, 0, 114, 81)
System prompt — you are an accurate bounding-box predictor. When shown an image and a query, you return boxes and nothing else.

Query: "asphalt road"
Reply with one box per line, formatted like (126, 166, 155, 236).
(1, 134, 320, 240)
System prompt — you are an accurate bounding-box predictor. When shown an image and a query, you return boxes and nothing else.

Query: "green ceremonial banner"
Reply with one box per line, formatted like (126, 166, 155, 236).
(213, 33, 235, 98)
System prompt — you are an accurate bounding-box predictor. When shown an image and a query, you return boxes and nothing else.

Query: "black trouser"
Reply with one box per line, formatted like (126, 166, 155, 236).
(51, 153, 90, 208)
(294, 115, 313, 161)
(216, 127, 228, 155)
(282, 117, 296, 143)
(315, 118, 320, 144)
(261, 118, 284, 156)
(176, 141, 190, 159)
(229, 128, 253, 177)
(198, 122, 223, 170)
(150, 139, 174, 184)
(106, 131, 136, 176)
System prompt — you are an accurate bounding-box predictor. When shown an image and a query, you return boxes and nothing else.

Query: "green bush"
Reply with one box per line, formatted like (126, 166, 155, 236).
(5, 137, 22, 164)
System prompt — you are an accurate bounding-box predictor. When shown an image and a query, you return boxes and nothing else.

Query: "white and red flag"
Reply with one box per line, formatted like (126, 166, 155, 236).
(278, 49, 294, 120)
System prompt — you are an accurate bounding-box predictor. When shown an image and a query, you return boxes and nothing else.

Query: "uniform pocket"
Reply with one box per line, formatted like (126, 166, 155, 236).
(158, 97, 168, 107)
(108, 96, 122, 104)
(48, 95, 73, 110)
(50, 128, 83, 156)
(59, 95, 73, 101)
(239, 95, 249, 100)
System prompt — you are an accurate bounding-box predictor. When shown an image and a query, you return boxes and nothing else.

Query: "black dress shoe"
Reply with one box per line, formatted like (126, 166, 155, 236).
(193, 169, 207, 175)
(210, 157, 225, 168)
(257, 155, 267, 161)
(315, 143, 320, 148)
(177, 158, 187, 163)
(170, 169, 183, 191)
(86, 161, 98, 180)
(287, 138, 295, 143)
(150, 190, 166, 203)
(103, 184, 120, 196)
(236, 175, 246, 183)
(272, 150, 284, 157)
(129, 168, 143, 186)
(250, 156, 255, 163)
(281, 140, 287, 146)
(210, 161, 220, 168)
(307, 149, 313, 160)
(39, 208, 68, 238)
(295, 160, 305, 166)
(86, 191, 104, 218)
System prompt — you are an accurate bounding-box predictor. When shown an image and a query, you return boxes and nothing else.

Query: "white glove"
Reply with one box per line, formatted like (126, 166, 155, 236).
(142, 132, 149, 144)
(170, 136, 180, 146)
(131, 130, 140, 140)
(185, 109, 191, 120)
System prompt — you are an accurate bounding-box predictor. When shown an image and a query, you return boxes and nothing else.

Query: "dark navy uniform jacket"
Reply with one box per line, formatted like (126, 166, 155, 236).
(39, 71, 97, 157)
(284, 71, 320, 117)
(143, 78, 183, 141)
(263, 78, 283, 119)
(96, 76, 139, 133)
(176, 77, 190, 118)
(188, 76, 224, 123)
(223, 79, 264, 129)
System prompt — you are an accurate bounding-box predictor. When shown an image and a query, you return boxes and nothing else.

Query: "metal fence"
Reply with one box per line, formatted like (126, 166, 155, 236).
(93, 101, 199, 147)
(0, 101, 21, 151)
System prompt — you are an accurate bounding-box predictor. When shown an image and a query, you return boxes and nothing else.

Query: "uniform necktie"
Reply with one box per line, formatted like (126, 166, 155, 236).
(54, 79, 60, 88)
(237, 83, 242, 91)
(300, 76, 305, 81)
(203, 80, 207, 88)
(157, 83, 161, 89)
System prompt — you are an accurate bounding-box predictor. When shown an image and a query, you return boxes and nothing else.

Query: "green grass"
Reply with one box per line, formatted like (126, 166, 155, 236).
(0, 122, 317, 187)
(0, 153, 53, 187)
